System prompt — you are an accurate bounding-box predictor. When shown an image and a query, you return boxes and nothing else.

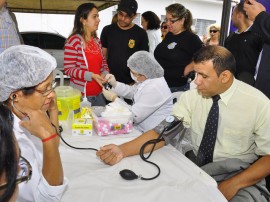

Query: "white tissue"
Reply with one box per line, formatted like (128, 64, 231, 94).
(100, 102, 132, 124)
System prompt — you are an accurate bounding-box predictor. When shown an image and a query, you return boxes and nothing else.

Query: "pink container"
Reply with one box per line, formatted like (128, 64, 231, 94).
(92, 107, 133, 136)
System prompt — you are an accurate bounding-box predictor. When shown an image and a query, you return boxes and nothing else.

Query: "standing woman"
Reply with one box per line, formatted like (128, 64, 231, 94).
(141, 11, 162, 54)
(160, 21, 169, 40)
(202, 24, 220, 46)
(0, 45, 68, 201)
(64, 3, 109, 106)
(154, 3, 203, 93)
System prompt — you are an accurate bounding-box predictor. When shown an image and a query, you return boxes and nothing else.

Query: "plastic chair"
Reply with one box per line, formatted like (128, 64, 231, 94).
(53, 69, 64, 86)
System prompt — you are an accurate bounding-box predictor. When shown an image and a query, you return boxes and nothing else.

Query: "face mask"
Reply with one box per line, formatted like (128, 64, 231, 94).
(130, 72, 139, 83)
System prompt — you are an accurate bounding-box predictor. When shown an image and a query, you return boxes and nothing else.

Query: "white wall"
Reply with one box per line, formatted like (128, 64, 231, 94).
(16, 13, 74, 38)
(15, 0, 229, 38)
(98, 0, 224, 37)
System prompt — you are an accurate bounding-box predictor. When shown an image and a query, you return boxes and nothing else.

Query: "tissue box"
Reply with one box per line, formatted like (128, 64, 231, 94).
(72, 118, 93, 136)
(92, 107, 133, 136)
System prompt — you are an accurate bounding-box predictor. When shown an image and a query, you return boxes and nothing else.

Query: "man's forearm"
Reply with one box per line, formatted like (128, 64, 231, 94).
(230, 155, 270, 189)
(120, 129, 165, 158)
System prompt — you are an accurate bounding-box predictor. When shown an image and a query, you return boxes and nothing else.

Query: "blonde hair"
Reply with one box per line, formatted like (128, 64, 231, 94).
(207, 23, 220, 37)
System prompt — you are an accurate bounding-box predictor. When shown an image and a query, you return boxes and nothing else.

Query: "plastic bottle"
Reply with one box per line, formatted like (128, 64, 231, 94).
(80, 97, 92, 118)
(80, 83, 92, 118)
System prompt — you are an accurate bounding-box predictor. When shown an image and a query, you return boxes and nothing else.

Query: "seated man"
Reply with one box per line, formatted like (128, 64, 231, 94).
(97, 46, 270, 202)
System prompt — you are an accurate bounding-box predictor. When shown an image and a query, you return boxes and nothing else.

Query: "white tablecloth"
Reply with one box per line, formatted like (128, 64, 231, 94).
(59, 130, 227, 202)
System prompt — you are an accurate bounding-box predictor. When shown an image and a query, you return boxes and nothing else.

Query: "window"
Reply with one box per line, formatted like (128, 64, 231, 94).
(20, 32, 66, 71)
(21, 33, 40, 47)
(193, 19, 216, 37)
(161, 15, 166, 23)
(41, 33, 65, 49)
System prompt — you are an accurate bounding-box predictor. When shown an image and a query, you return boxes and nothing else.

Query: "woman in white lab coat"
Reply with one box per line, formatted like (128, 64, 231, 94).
(103, 51, 173, 133)
(0, 45, 68, 201)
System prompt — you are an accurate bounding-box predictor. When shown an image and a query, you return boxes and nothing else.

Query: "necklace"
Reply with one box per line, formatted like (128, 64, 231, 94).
(85, 38, 100, 55)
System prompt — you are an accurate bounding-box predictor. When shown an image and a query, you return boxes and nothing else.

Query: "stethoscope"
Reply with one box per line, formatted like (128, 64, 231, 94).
(11, 96, 30, 121)
(12, 97, 180, 181)
(119, 115, 180, 181)
(11, 97, 98, 151)
(119, 128, 166, 180)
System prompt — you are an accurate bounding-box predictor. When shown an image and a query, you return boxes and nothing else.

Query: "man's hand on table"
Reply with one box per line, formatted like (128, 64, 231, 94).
(96, 144, 124, 165)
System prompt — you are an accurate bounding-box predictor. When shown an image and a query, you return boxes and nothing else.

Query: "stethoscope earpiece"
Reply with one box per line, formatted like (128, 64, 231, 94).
(11, 97, 28, 117)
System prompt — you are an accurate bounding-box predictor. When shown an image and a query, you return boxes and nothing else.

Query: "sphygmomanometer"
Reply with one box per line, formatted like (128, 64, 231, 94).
(119, 115, 185, 181)
(55, 115, 185, 181)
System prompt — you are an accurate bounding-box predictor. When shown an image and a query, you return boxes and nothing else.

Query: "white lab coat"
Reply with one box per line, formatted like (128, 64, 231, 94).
(114, 77, 173, 132)
(13, 115, 68, 202)
(146, 29, 162, 54)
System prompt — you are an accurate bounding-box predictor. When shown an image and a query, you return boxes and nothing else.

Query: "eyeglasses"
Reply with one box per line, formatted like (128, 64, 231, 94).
(164, 18, 180, 24)
(0, 156, 32, 190)
(35, 81, 57, 97)
(210, 30, 219, 33)
(161, 26, 168, 29)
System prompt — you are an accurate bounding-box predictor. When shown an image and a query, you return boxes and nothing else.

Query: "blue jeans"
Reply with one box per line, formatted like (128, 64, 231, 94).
(87, 93, 106, 106)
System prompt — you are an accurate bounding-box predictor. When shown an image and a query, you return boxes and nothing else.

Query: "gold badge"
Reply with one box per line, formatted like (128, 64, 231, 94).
(128, 39, 135, 48)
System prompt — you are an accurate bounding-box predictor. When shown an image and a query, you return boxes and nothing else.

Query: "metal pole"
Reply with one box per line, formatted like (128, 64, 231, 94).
(219, 0, 232, 46)
(40, 0, 43, 13)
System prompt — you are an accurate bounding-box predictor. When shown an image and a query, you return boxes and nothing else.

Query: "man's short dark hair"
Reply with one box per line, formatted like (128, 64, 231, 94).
(235, 2, 249, 19)
(193, 46, 236, 76)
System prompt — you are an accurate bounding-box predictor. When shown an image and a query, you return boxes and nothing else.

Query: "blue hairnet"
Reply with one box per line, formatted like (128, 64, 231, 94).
(127, 51, 164, 79)
(0, 45, 56, 102)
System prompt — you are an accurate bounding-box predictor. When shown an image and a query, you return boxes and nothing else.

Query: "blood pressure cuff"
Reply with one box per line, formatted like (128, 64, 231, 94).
(153, 116, 188, 147)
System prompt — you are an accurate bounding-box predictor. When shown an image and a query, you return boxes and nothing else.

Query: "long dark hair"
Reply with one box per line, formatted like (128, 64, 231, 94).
(0, 103, 18, 202)
(142, 11, 161, 30)
(68, 3, 98, 40)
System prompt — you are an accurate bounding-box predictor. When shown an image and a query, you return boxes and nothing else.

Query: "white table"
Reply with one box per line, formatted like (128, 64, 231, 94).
(59, 130, 227, 202)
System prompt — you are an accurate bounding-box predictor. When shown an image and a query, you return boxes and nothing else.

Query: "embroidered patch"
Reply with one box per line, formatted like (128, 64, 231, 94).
(128, 39, 135, 48)
(167, 42, 177, 49)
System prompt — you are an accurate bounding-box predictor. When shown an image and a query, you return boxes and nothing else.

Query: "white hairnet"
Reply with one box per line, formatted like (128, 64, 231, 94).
(127, 51, 164, 79)
(0, 45, 57, 102)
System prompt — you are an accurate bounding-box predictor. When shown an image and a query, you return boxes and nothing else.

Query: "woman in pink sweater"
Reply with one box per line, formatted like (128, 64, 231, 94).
(64, 3, 109, 106)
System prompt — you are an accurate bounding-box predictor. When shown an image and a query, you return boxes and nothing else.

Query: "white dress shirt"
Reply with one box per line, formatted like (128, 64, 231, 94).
(146, 29, 162, 54)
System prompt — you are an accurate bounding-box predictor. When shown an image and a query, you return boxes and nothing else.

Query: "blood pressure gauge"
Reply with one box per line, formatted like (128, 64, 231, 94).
(165, 115, 175, 123)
